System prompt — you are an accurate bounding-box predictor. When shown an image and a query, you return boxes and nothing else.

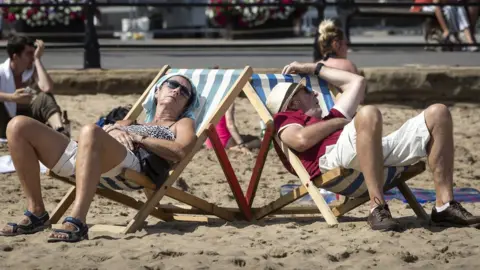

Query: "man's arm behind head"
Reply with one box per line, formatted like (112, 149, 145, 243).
(317, 60, 365, 119)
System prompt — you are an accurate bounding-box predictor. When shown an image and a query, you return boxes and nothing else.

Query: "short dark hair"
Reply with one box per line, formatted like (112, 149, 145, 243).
(6, 34, 35, 58)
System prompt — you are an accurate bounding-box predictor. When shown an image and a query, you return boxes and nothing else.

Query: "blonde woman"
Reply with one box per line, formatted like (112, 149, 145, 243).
(316, 19, 359, 75)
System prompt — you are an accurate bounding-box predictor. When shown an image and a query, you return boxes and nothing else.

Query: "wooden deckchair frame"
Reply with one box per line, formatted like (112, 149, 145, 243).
(46, 65, 254, 234)
(240, 78, 430, 226)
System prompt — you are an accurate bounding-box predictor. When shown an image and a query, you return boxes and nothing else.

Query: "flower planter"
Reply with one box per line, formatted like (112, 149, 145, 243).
(206, 0, 308, 40)
(12, 19, 85, 42)
(225, 16, 302, 39)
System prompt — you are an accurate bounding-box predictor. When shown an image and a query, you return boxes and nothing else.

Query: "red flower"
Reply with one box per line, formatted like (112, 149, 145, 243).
(70, 12, 76, 20)
(216, 14, 226, 26)
(26, 9, 34, 18)
(7, 13, 16, 22)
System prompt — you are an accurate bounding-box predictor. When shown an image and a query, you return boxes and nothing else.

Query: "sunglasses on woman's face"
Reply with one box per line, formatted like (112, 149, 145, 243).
(165, 80, 191, 98)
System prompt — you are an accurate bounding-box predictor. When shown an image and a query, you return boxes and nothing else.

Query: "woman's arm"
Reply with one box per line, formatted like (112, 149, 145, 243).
(132, 118, 197, 162)
(114, 119, 136, 126)
(102, 119, 135, 134)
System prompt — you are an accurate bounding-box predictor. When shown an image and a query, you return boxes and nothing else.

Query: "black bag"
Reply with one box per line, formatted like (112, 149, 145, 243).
(96, 105, 133, 127)
(134, 147, 171, 189)
(104, 105, 132, 125)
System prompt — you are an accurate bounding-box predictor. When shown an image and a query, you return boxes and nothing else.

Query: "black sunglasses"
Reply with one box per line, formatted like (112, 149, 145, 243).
(165, 80, 191, 98)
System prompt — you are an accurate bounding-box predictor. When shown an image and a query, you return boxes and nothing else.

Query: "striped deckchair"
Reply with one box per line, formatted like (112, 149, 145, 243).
(242, 73, 429, 226)
(47, 65, 254, 234)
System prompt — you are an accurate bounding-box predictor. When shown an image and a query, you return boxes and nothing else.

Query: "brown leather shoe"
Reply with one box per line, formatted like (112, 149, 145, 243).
(431, 201, 480, 227)
(367, 204, 401, 232)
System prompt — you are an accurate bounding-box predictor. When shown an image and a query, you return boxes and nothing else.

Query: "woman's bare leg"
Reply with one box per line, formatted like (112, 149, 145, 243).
(1, 116, 69, 233)
(50, 124, 128, 239)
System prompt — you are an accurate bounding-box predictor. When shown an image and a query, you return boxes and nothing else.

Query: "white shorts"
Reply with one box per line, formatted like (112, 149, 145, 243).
(443, 6, 470, 33)
(422, 6, 470, 33)
(50, 140, 141, 178)
(319, 111, 430, 172)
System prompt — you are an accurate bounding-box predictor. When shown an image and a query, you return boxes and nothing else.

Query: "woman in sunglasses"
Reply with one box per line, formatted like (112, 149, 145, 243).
(0, 74, 199, 243)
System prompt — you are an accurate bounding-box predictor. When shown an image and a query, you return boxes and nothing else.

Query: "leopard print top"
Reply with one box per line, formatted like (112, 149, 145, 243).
(119, 125, 176, 141)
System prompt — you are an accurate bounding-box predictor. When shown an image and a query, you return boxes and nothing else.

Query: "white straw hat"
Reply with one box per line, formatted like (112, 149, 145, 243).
(266, 78, 306, 115)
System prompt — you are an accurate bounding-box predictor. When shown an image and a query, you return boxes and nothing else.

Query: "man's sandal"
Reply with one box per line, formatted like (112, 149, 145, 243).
(47, 217, 89, 243)
(0, 210, 50, 236)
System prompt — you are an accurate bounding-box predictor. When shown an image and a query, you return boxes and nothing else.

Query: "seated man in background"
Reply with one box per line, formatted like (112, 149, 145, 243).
(0, 35, 69, 138)
(315, 19, 358, 75)
(267, 60, 479, 231)
(422, 0, 478, 51)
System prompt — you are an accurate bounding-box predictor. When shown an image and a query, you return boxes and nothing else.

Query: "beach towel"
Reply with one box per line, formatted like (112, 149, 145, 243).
(384, 187, 480, 204)
(0, 155, 47, 174)
(280, 184, 480, 204)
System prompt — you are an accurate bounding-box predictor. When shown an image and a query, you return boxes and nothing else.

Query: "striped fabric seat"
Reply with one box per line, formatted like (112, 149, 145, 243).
(169, 69, 244, 130)
(252, 73, 409, 198)
(64, 69, 244, 191)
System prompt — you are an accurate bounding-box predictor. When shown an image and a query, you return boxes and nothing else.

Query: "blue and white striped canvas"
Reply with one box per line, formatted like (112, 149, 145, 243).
(168, 69, 244, 131)
(252, 73, 410, 197)
(61, 69, 244, 191)
(63, 170, 147, 191)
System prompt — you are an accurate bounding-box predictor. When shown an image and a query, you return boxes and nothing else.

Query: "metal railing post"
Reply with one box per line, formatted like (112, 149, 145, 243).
(84, 0, 101, 69)
(314, 0, 326, 26)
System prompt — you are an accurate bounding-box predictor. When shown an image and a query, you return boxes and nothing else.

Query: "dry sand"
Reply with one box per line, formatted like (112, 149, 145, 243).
(0, 95, 479, 270)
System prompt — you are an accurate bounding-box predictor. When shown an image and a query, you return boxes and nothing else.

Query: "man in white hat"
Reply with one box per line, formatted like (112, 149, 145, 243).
(267, 61, 479, 231)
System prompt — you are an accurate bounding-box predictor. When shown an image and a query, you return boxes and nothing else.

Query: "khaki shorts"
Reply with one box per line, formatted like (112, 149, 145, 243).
(319, 111, 430, 172)
(51, 140, 141, 178)
(0, 92, 61, 138)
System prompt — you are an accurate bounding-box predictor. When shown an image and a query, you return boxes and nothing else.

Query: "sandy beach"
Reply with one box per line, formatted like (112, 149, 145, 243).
(0, 94, 479, 270)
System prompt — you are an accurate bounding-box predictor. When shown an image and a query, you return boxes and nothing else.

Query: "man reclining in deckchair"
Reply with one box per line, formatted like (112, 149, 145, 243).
(0, 74, 199, 242)
(266, 61, 479, 231)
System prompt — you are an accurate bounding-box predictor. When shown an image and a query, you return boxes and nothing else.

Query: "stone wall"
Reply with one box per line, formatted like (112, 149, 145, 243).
(48, 67, 480, 103)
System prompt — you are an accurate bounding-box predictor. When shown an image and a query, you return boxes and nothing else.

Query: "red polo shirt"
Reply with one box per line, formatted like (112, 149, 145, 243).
(273, 108, 346, 179)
